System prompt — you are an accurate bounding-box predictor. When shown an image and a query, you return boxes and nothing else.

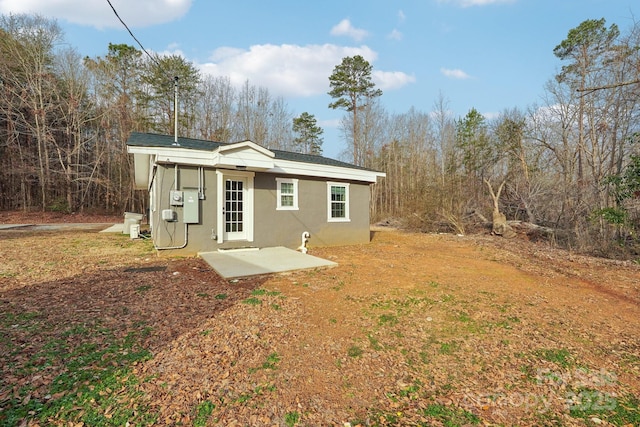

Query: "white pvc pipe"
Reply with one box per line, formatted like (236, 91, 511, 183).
(173, 76, 179, 146)
(298, 231, 310, 254)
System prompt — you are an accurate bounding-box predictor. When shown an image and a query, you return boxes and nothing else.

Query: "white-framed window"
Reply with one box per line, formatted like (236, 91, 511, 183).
(276, 178, 299, 210)
(327, 182, 350, 222)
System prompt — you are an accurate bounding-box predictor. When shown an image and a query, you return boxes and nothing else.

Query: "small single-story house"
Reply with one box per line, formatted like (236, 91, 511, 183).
(126, 132, 385, 254)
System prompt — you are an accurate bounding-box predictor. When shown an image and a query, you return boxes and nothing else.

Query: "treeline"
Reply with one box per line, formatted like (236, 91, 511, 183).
(0, 14, 299, 214)
(356, 18, 640, 257)
(1, 14, 639, 256)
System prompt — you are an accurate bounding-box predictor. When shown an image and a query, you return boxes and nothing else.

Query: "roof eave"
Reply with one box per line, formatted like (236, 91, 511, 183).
(127, 143, 385, 183)
(267, 159, 385, 183)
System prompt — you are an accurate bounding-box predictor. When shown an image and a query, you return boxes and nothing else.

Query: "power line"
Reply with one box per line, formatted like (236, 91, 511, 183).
(105, 0, 181, 143)
(105, 0, 162, 69)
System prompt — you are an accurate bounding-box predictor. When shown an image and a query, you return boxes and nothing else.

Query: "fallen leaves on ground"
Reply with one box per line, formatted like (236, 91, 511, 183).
(1, 224, 639, 426)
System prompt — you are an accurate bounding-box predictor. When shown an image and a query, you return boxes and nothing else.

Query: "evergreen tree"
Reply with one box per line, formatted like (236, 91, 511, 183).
(328, 55, 382, 165)
(292, 112, 323, 155)
(138, 54, 201, 136)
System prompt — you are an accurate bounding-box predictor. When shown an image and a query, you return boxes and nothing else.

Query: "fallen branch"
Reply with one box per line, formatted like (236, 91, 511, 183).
(508, 220, 555, 237)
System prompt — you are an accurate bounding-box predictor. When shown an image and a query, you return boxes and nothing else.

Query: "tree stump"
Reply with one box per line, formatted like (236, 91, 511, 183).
(492, 210, 516, 238)
(485, 179, 516, 239)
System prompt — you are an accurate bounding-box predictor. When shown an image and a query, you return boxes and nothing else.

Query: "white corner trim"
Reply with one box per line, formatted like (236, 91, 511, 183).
(216, 170, 224, 244)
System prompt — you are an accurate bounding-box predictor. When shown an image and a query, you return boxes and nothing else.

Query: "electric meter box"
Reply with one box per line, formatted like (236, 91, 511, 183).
(169, 190, 183, 206)
(183, 191, 200, 224)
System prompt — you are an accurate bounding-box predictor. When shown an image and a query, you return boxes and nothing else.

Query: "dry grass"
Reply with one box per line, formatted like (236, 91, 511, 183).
(1, 227, 639, 426)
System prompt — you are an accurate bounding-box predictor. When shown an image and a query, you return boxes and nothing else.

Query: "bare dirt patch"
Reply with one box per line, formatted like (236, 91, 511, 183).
(1, 225, 639, 426)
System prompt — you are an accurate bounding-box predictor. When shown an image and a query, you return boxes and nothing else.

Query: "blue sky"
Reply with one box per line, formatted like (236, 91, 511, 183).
(0, 0, 637, 158)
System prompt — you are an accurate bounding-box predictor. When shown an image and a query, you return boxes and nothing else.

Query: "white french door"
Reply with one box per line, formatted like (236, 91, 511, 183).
(224, 177, 246, 240)
(216, 171, 254, 243)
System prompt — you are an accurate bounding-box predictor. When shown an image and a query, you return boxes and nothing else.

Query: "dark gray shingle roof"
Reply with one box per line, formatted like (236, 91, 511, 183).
(127, 132, 377, 172)
(127, 132, 224, 151)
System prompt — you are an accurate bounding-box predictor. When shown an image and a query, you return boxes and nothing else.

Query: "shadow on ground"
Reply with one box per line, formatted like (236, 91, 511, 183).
(1, 258, 267, 352)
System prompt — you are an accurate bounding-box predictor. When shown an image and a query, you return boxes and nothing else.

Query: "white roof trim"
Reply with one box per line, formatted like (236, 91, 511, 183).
(266, 159, 384, 183)
(128, 145, 214, 166)
(127, 145, 385, 183)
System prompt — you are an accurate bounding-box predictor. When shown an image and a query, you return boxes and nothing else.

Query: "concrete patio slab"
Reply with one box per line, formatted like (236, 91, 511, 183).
(199, 246, 337, 279)
(100, 224, 124, 233)
(0, 224, 33, 230)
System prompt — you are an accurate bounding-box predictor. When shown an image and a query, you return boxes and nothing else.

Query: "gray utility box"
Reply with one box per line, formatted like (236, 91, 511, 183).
(183, 191, 200, 224)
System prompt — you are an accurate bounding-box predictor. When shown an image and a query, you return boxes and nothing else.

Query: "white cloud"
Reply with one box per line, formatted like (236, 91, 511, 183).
(398, 10, 406, 22)
(318, 118, 341, 129)
(481, 111, 501, 120)
(210, 47, 246, 61)
(0, 0, 192, 28)
(440, 67, 471, 79)
(373, 70, 415, 90)
(387, 29, 403, 41)
(157, 46, 186, 58)
(166, 42, 181, 51)
(437, 0, 515, 7)
(531, 103, 570, 123)
(198, 43, 414, 98)
(330, 19, 369, 42)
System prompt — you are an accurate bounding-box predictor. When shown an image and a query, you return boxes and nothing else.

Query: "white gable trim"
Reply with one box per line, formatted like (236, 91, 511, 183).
(212, 142, 275, 170)
(128, 141, 276, 171)
(218, 140, 274, 158)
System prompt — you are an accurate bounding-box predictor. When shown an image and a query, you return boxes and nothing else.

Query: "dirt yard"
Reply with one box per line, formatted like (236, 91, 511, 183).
(1, 217, 639, 426)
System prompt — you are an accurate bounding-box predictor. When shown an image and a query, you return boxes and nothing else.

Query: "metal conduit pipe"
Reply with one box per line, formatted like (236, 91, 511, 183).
(198, 166, 204, 199)
(174, 164, 178, 189)
(154, 223, 189, 251)
(154, 163, 188, 250)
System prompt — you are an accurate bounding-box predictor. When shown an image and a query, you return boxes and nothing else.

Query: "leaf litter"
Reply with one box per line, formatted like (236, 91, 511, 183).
(1, 219, 639, 426)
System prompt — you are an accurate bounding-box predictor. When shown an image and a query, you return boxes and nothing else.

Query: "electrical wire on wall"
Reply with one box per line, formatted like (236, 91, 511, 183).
(153, 163, 189, 250)
(159, 166, 177, 247)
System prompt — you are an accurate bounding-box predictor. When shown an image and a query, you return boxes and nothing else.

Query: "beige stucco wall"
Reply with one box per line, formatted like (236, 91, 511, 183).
(150, 164, 373, 255)
(150, 164, 218, 252)
(252, 174, 372, 249)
